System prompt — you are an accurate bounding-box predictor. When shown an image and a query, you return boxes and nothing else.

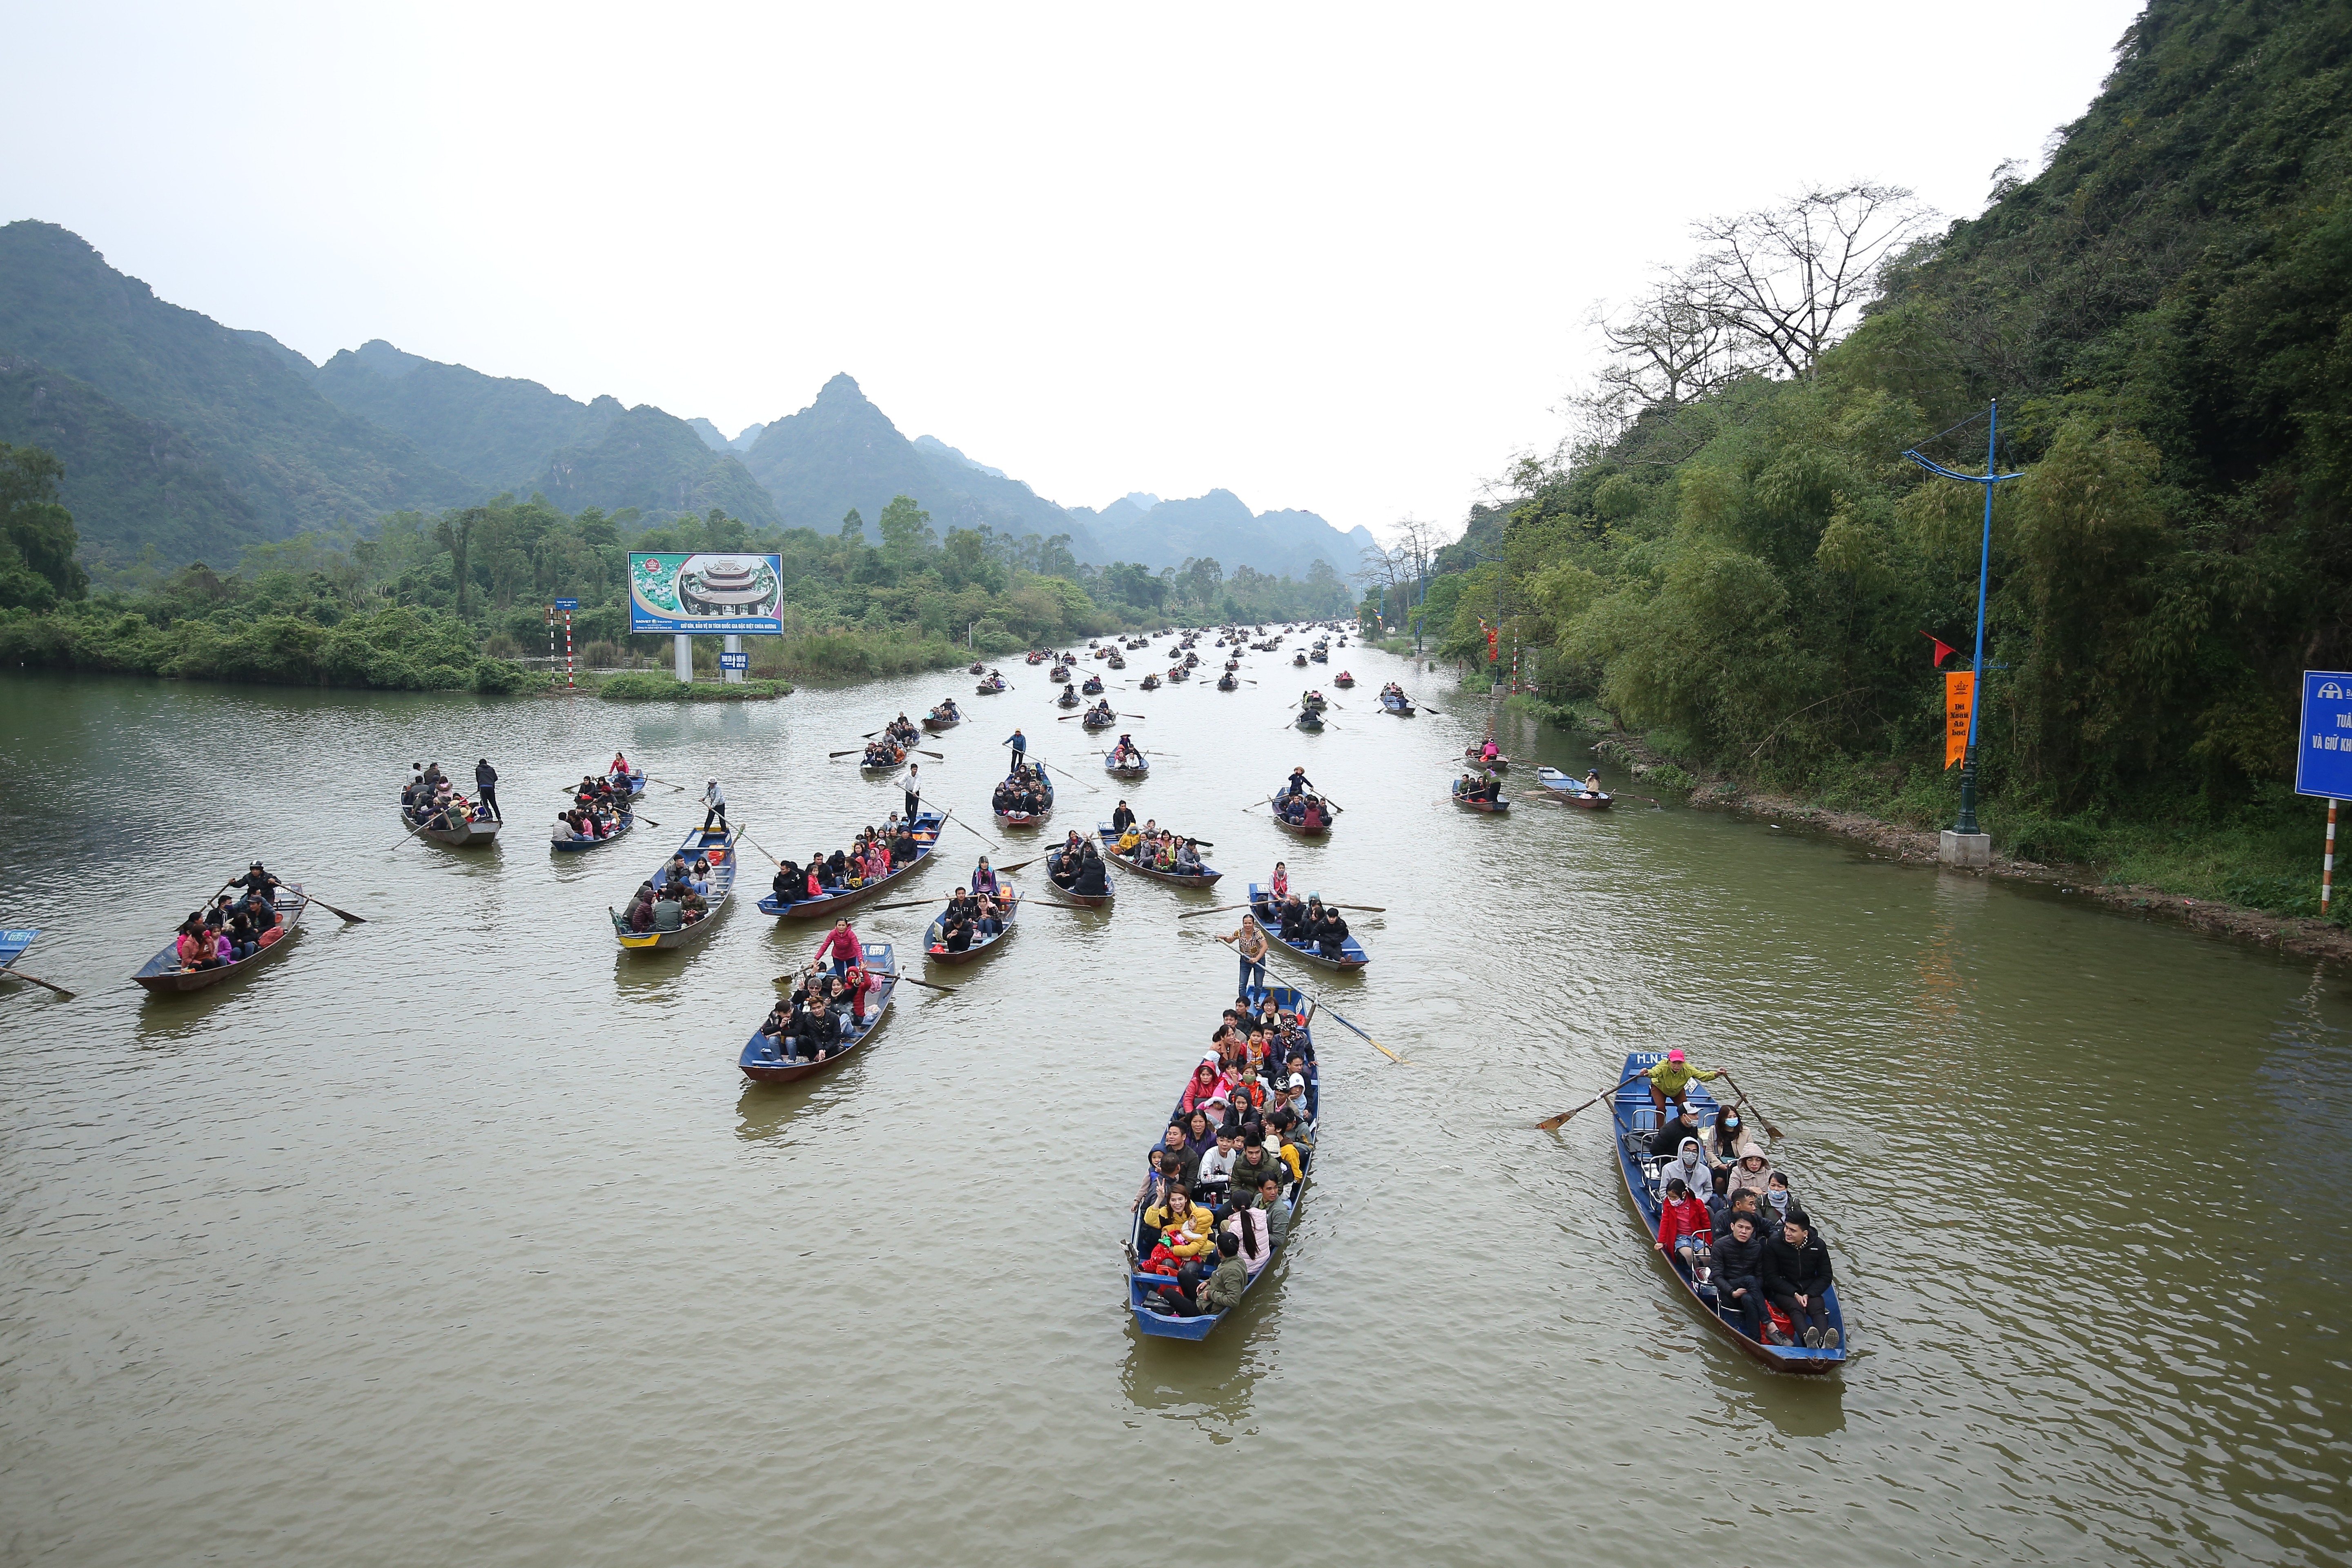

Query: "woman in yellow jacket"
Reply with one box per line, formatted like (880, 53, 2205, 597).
(1144, 1187, 1215, 1264)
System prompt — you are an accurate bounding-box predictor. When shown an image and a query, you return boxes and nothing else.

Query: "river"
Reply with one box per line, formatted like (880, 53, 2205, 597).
(1, 648, 2347, 1567)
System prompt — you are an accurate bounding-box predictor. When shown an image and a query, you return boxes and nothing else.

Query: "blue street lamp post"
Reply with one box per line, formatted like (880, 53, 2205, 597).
(1902, 402, 2025, 857)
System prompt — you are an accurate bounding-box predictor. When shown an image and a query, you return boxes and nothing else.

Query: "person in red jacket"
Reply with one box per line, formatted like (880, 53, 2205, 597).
(818, 919, 862, 976)
(1656, 1176, 1713, 1278)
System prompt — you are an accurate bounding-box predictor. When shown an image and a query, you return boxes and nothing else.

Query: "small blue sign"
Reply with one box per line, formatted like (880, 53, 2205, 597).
(719, 652, 749, 671)
(552, 597, 579, 611)
(2296, 670, 2352, 798)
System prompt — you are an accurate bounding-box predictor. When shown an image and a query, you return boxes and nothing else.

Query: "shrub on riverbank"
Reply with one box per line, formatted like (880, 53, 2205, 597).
(596, 671, 792, 702)
(0, 594, 537, 693)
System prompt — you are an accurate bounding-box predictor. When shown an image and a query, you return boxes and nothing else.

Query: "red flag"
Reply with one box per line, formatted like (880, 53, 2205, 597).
(1918, 631, 1958, 668)
(1480, 617, 1499, 662)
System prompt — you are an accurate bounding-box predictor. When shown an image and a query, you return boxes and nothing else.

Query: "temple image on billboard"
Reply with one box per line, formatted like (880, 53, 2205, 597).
(681, 559, 772, 617)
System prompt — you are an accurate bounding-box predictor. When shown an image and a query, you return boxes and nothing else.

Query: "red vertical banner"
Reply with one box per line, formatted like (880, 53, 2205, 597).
(1944, 671, 1975, 768)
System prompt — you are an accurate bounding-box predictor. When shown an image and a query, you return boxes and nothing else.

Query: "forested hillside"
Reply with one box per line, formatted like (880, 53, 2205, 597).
(1404, 0, 2352, 902)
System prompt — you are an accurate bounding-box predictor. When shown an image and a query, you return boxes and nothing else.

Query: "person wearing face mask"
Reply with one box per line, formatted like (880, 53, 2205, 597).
(1703, 1104, 1760, 1169)
(1660, 1135, 1713, 1203)
(1725, 1148, 1774, 1209)
(1649, 1104, 1706, 1159)
(1760, 1170, 1797, 1234)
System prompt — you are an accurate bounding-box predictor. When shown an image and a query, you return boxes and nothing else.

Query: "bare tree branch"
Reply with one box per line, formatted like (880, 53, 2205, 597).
(1689, 183, 1933, 380)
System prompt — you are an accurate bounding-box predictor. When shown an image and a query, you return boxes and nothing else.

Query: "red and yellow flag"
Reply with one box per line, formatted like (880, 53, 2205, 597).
(1944, 671, 1975, 768)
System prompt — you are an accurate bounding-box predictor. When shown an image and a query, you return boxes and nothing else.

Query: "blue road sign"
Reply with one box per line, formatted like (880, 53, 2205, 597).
(553, 597, 579, 611)
(719, 652, 749, 671)
(2296, 671, 2352, 798)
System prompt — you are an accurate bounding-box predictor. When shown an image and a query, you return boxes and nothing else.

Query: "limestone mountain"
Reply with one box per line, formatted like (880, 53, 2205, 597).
(0, 220, 474, 561)
(312, 339, 621, 492)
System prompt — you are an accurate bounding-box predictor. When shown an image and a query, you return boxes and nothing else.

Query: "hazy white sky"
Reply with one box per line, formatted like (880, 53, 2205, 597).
(7, 1, 2143, 542)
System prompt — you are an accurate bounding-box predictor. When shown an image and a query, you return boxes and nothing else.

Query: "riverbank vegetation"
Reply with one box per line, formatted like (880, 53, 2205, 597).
(2, 442, 1351, 694)
(1379, 0, 2352, 919)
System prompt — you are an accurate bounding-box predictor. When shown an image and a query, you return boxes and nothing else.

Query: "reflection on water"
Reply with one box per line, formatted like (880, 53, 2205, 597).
(1, 664, 2350, 1567)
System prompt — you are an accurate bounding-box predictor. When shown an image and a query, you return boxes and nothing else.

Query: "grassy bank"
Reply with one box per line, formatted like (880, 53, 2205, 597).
(595, 672, 792, 703)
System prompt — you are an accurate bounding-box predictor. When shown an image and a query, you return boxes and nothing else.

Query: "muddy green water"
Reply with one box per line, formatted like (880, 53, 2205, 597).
(1, 650, 2348, 1567)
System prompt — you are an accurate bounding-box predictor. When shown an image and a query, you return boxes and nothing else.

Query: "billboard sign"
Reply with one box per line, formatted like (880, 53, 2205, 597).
(627, 553, 785, 634)
(719, 652, 749, 671)
(2297, 671, 2352, 799)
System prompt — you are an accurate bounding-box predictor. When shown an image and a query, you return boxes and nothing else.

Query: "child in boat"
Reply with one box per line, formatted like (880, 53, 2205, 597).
(1656, 1176, 1713, 1276)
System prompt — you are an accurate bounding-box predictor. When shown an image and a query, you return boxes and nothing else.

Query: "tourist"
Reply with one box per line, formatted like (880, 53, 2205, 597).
(1726, 1149, 1774, 1209)
(1253, 1172, 1292, 1250)
(1223, 1200, 1272, 1278)
(1180, 1059, 1223, 1116)
(550, 811, 579, 845)
(1714, 1210, 1770, 1340)
(1152, 1230, 1247, 1319)
(651, 889, 684, 933)
(1762, 1211, 1838, 1349)
(1704, 1104, 1758, 1169)
(1656, 1176, 1713, 1276)
(1310, 902, 1350, 960)
(1659, 1135, 1714, 1202)
(1194, 1128, 1239, 1203)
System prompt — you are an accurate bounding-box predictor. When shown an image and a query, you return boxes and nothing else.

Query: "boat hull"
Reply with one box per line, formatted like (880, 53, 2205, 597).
(133, 887, 308, 993)
(921, 883, 1019, 964)
(760, 811, 944, 919)
(739, 942, 898, 1082)
(1096, 826, 1221, 888)
(613, 825, 738, 953)
(1247, 884, 1368, 969)
(1608, 1052, 1846, 1373)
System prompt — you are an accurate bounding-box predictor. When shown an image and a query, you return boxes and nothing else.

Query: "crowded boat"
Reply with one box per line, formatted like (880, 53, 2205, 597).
(992, 761, 1053, 823)
(764, 812, 936, 913)
(1125, 984, 1319, 1334)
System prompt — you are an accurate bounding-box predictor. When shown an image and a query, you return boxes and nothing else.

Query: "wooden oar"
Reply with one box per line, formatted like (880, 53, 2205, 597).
(737, 831, 786, 869)
(291, 892, 369, 924)
(859, 896, 955, 912)
(1232, 941, 1407, 1063)
(387, 797, 472, 849)
(1329, 903, 1384, 913)
(775, 969, 957, 994)
(940, 810, 1003, 853)
(995, 856, 1043, 875)
(0, 962, 75, 999)
(915, 749, 945, 760)
(1034, 757, 1102, 793)
(1717, 1071, 1784, 1140)
(644, 775, 692, 793)
(1176, 902, 1252, 919)
(1535, 1072, 1647, 1132)
(828, 748, 864, 758)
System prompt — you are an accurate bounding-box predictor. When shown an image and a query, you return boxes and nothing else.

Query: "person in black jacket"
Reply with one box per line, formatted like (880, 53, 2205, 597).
(474, 758, 501, 821)
(1312, 906, 1350, 960)
(1649, 1105, 1704, 1159)
(1761, 1211, 1838, 1349)
(1713, 1210, 1770, 1340)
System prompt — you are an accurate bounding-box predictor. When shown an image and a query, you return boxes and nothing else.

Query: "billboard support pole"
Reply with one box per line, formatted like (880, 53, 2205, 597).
(674, 634, 693, 684)
(724, 633, 743, 684)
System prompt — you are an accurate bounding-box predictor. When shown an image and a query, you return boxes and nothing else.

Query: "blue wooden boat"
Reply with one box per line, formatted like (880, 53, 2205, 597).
(1380, 688, 1415, 716)
(0, 928, 38, 972)
(1537, 766, 1612, 808)
(131, 888, 307, 993)
(610, 825, 737, 953)
(1608, 1051, 1846, 1374)
(1125, 984, 1319, 1339)
(759, 810, 944, 919)
(552, 772, 642, 853)
(1096, 825, 1221, 889)
(994, 763, 1054, 827)
(739, 942, 898, 1083)
(1104, 748, 1149, 781)
(1247, 884, 1368, 971)
(921, 878, 1020, 964)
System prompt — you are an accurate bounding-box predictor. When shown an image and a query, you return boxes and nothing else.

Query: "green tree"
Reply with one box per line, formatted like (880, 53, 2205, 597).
(877, 494, 939, 572)
(0, 443, 89, 609)
(839, 508, 865, 541)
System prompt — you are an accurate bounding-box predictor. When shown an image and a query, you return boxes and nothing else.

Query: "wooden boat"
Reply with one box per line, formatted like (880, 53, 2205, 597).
(1608, 1051, 1846, 1373)
(921, 879, 1020, 964)
(0, 927, 41, 989)
(1294, 710, 1324, 733)
(993, 764, 1054, 827)
(551, 806, 635, 851)
(1139, 674, 1160, 690)
(1267, 794, 1333, 838)
(1081, 711, 1116, 731)
(1247, 884, 1368, 970)
(968, 661, 985, 674)
(1292, 653, 1307, 666)
(1536, 766, 1613, 807)
(1217, 674, 1238, 691)
(1045, 845, 1116, 906)
(1108, 654, 1127, 669)
(760, 811, 943, 918)
(922, 708, 963, 731)
(1334, 673, 1354, 687)
(1127, 985, 1318, 1339)
(1096, 825, 1221, 888)
(1452, 784, 1511, 813)
(1056, 688, 1081, 708)
(738, 941, 898, 1084)
(1381, 690, 1415, 716)
(1309, 650, 1327, 663)
(975, 677, 1006, 694)
(611, 824, 738, 952)
(1466, 746, 1510, 773)
(1081, 677, 1105, 695)
(1105, 750, 1149, 780)
(132, 888, 307, 993)
(1025, 651, 1048, 664)
(859, 744, 908, 773)
(1166, 666, 1189, 682)
(403, 797, 501, 846)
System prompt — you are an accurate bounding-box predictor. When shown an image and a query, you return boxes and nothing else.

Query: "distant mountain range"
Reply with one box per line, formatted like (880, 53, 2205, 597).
(0, 220, 1373, 579)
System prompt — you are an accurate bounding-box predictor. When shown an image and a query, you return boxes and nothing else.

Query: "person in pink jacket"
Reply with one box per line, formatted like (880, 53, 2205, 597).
(818, 919, 863, 976)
